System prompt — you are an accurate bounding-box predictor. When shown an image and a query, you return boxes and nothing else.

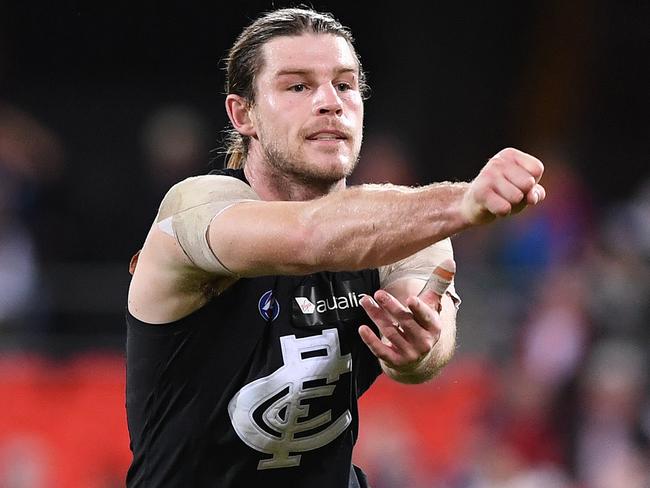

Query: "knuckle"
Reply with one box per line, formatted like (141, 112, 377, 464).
(525, 176, 536, 190)
(406, 352, 420, 363)
(397, 310, 413, 321)
(481, 166, 499, 181)
(512, 188, 525, 202)
(420, 311, 433, 325)
(494, 202, 511, 216)
(389, 356, 404, 367)
(524, 156, 544, 177)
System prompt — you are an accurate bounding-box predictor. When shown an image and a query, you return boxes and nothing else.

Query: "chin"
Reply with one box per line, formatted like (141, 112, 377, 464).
(312, 157, 354, 181)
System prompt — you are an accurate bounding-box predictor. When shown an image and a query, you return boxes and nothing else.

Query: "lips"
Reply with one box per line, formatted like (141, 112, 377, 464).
(306, 130, 348, 141)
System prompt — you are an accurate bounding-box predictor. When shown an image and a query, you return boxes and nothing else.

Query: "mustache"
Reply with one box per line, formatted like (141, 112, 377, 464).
(301, 123, 354, 139)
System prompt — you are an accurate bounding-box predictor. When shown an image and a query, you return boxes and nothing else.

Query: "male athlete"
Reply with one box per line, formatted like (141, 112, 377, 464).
(125, 8, 545, 487)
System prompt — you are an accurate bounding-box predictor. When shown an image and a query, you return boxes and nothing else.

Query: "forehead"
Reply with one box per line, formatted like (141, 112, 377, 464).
(259, 33, 359, 78)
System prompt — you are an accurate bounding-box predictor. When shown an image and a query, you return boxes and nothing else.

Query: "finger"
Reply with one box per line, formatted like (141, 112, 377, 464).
(360, 295, 411, 352)
(502, 163, 538, 196)
(426, 259, 456, 295)
(406, 296, 442, 338)
(525, 183, 546, 205)
(491, 174, 525, 205)
(374, 290, 441, 353)
(483, 192, 513, 217)
(373, 290, 413, 323)
(497, 147, 544, 183)
(418, 258, 456, 311)
(366, 292, 435, 355)
(358, 324, 403, 365)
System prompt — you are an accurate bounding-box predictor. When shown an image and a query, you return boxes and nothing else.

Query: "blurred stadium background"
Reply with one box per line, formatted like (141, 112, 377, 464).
(1, 1, 648, 487)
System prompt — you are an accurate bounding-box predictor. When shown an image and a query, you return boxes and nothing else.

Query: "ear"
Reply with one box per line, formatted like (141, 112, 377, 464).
(225, 94, 257, 137)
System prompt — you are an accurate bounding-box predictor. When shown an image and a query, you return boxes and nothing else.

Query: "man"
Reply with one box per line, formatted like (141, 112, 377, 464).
(125, 7, 545, 487)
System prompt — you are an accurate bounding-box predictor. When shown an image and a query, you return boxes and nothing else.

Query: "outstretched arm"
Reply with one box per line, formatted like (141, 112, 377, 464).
(210, 147, 544, 277)
(129, 147, 544, 323)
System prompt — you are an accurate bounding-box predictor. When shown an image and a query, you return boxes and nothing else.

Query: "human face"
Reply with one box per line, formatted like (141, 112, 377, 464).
(248, 33, 364, 184)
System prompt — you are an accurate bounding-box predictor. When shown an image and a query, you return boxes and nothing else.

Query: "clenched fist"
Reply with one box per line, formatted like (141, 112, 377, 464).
(461, 147, 546, 225)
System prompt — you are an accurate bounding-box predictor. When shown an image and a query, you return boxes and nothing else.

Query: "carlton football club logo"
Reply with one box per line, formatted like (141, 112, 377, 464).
(258, 290, 280, 321)
(228, 328, 352, 470)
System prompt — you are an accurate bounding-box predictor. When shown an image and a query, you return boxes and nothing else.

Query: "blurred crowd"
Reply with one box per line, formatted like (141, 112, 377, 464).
(0, 100, 213, 352)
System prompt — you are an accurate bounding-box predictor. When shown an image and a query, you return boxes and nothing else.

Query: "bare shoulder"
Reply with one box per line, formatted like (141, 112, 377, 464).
(127, 174, 253, 324)
(158, 174, 258, 218)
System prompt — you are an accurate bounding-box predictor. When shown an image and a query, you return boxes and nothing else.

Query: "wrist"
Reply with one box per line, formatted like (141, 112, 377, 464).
(382, 351, 434, 384)
(431, 181, 474, 230)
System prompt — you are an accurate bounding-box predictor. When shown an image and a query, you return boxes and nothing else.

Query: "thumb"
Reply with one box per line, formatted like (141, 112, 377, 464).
(418, 258, 456, 311)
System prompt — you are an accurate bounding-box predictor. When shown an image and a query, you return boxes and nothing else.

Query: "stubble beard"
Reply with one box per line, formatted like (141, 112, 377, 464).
(261, 137, 360, 188)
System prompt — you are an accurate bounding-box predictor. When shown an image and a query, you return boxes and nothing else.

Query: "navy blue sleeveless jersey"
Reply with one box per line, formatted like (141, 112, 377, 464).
(126, 169, 383, 487)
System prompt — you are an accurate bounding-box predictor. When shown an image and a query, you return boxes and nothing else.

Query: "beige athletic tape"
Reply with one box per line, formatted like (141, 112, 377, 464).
(156, 174, 259, 274)
(420, 259, 456, 296)
(379, 238, 461, 307)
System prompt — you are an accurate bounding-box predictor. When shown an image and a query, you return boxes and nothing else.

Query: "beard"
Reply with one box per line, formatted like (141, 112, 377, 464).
(259, 132, 361, 187)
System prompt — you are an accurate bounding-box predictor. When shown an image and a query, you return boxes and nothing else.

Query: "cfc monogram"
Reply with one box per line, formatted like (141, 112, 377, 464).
(227, 328, 352, 469)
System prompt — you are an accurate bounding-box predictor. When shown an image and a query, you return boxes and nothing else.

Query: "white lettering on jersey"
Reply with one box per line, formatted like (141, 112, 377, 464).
(295, 292, 367, 315)
(228, 328, 352, 470)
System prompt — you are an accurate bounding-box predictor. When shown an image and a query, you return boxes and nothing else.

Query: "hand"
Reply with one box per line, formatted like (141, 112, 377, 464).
(358, 260, 455, 374)
(462, 147, 546, 225)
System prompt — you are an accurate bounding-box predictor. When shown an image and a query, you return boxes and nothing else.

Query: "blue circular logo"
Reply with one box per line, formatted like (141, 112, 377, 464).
(258, 290, 280, 322)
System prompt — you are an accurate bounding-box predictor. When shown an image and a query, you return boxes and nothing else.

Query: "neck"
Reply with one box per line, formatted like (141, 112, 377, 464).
(243, 157, 346, 202)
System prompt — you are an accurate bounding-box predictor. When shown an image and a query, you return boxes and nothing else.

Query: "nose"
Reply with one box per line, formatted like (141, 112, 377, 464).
(313, 84, 343, 116)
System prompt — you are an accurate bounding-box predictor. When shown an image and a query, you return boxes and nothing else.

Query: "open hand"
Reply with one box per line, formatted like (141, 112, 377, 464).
(358, 260, 455, 373)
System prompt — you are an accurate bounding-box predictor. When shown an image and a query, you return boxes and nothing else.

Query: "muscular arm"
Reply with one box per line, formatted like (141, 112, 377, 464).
(211, 147, 544, 277)
(129, 147, 544, 323)
(212, 182, 468, 277)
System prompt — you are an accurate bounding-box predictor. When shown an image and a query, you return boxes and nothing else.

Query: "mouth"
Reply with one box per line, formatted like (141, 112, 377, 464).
(306, 130, 348, 141)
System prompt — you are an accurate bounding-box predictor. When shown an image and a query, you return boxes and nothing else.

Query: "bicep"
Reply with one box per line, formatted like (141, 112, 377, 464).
(154, 174, 319, 278)
(208, 199, 315, 277)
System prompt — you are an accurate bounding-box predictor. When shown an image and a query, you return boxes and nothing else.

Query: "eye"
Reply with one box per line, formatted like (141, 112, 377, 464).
(290, 84, 307, 92)
(336, 83, 351, 92)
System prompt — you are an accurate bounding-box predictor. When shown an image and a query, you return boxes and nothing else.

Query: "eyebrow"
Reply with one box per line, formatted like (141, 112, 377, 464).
(274, 67, 358, 78)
